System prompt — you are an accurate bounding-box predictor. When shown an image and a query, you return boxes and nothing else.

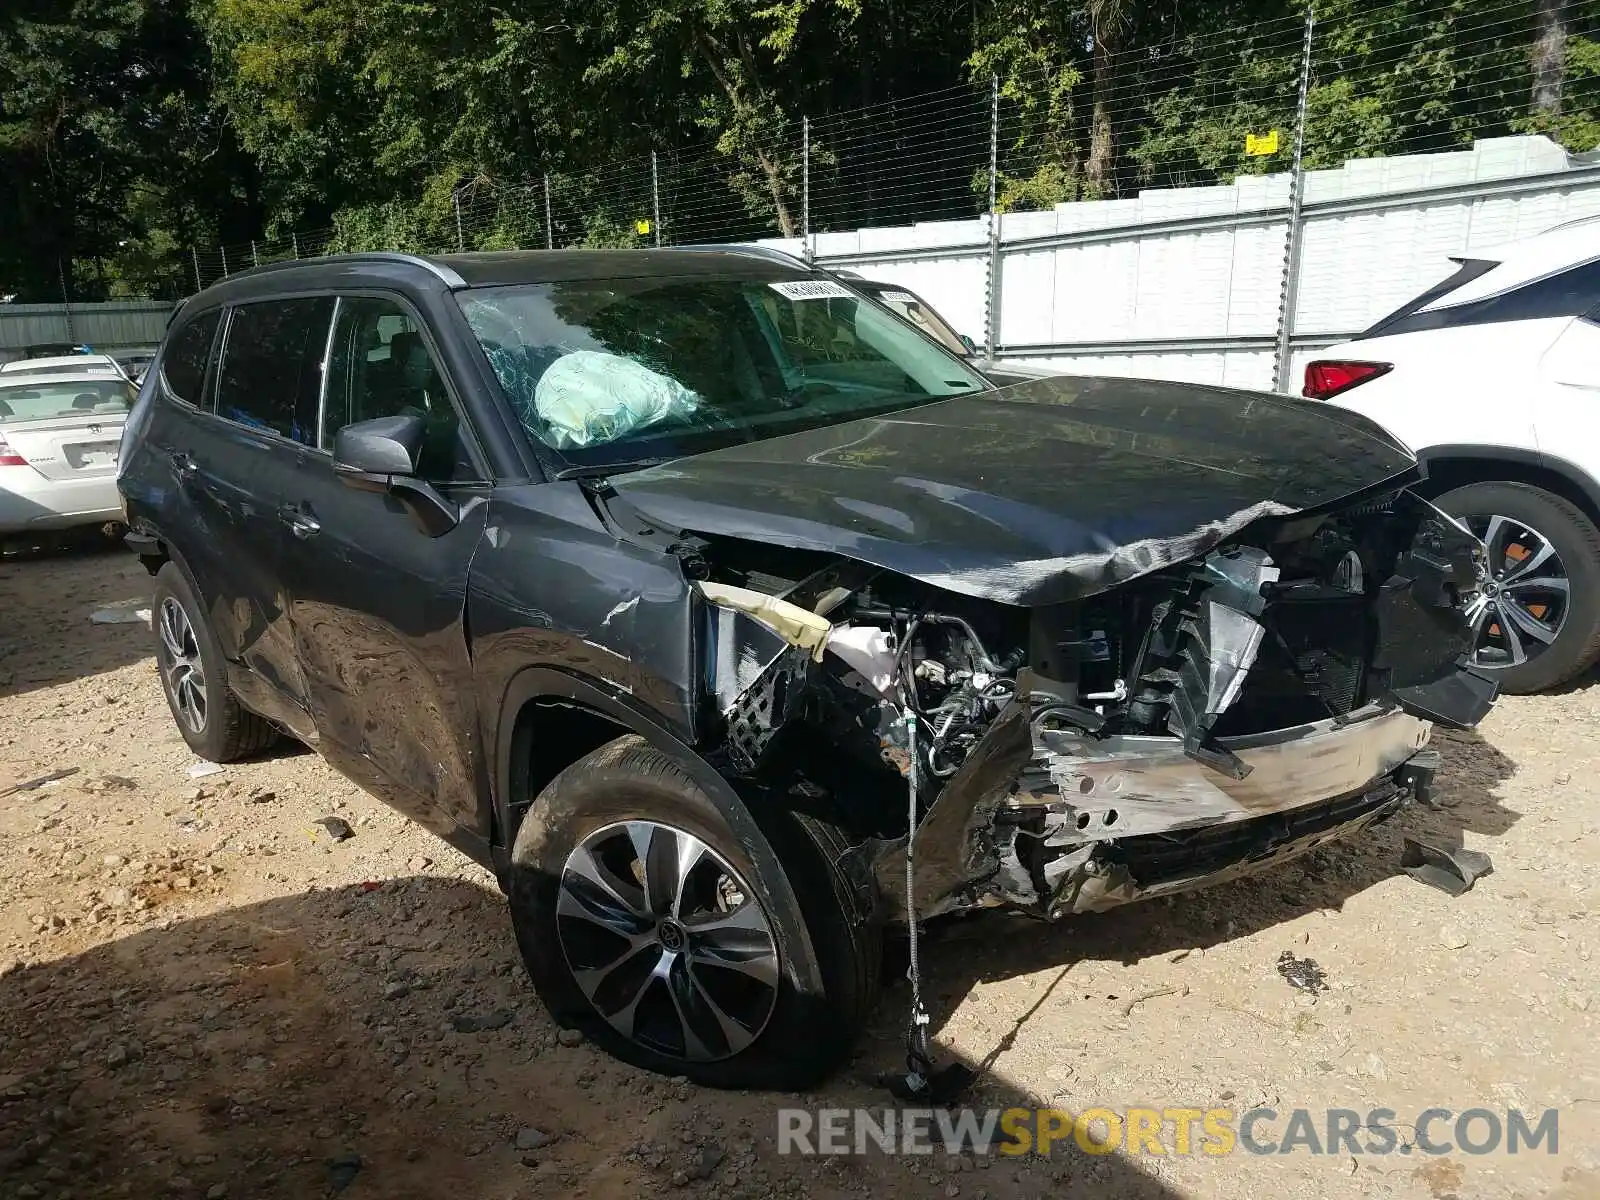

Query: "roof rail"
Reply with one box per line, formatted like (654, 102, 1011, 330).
(218, 251, 467, 288)
(1533, 211, 1600, 237)
(672, 242, 810, 269)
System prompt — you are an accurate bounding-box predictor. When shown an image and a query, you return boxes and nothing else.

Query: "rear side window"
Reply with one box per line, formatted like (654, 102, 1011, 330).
(867, 288, 969, 355)
(162, 310, 222, 405)
(1370, 257, 1600, 338)
(216, 298, 334, 445)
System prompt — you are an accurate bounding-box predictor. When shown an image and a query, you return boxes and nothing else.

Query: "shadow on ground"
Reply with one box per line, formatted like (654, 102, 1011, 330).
(1547, 663, 1600, 697)
(0, 538, 153, 702)
(6, 722, 1514, 1197)
(890, 722, 1519, 1046)
(0, 878, 1192, 1200)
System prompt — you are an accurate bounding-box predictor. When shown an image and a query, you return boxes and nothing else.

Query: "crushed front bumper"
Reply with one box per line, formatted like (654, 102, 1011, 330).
(1024, 702, 1432, 840)
(1014, 702, 1437, 916)
(869, 702, 1442, 922)
(1041, 774, 1407, 915)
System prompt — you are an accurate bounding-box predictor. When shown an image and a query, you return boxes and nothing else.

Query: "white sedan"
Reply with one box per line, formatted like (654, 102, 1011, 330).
(0, 370, 136, 535)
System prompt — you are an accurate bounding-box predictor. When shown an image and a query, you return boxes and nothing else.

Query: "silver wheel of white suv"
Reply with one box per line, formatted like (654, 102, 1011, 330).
(1461, 513, 1570, 672)
(1436, 481, 1600, 693)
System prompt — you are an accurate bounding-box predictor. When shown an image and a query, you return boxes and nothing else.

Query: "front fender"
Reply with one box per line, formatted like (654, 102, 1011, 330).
(490, 666, 823, 992)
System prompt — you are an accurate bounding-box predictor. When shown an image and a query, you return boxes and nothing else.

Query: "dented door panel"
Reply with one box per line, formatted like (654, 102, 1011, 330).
(468, 482, 702, 834)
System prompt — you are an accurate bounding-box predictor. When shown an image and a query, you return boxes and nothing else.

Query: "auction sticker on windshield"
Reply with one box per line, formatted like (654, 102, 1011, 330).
(770, 280, 855, 300)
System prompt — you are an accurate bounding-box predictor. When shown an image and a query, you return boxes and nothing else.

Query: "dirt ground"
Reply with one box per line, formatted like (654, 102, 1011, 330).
(1, 543, 1597, 1200)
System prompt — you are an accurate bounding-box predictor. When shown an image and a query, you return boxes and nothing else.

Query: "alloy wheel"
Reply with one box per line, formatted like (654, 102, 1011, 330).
(555, 820, 780, 1062)
(157, 596, 208, 733)
(1461, 513, 1570, 671)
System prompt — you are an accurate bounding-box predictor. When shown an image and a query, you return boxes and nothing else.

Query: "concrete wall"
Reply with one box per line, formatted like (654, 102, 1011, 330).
(0, 301, 174, 366)
(759, 136, 1600, 393)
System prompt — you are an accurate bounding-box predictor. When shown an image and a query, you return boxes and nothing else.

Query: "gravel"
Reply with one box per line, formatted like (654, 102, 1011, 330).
(2, 547, 1597, 1199)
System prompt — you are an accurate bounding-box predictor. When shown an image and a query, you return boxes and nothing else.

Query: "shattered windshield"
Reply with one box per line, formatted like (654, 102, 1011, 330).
(456, 275, 989, 467)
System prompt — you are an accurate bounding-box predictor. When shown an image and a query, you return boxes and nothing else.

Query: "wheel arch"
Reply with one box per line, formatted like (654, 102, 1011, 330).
(493, 669, 705, 848)
(1415, 445, 1600, 529)
(499, 685, 632, 849)
(490, 666, 825, 991)
(490, 671, 743, 847)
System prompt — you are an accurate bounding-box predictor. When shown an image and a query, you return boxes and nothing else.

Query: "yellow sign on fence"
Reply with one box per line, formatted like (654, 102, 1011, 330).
(635, 219, 652, 236)
(1245, 130, 1280, 156)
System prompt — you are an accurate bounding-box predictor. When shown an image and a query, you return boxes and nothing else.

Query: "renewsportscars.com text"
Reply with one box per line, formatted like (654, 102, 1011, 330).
(777, 1106, 1559, 1158)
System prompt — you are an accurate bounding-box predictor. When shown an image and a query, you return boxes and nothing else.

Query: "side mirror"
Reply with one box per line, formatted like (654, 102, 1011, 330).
(333, 413, 422, 477)
(332, 413, 459, 537)
(960, 334, 979, 355)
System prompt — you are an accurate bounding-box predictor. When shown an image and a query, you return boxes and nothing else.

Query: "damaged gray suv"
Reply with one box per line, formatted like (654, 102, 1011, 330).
(118, 249, 1496, 1089)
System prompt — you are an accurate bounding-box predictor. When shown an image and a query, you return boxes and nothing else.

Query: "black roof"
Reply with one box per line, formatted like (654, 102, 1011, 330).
(429, 247, 812, 285)
(202, 247, 813, 304)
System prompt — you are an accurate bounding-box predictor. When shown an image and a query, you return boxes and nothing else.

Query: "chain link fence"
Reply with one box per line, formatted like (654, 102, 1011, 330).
(135, 0, 1596, 390)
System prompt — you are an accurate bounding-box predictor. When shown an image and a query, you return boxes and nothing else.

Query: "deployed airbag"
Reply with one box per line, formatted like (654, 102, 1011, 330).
(534, 350, 700, 449)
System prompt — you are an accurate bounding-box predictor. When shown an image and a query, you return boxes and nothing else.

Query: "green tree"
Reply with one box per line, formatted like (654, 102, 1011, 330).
(5, 0, 1598, 299)
(1, 0, 257, 300)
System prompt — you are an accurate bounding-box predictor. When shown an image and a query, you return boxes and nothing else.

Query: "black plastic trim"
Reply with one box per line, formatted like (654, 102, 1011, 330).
(1361, 258, 1496, 338)
(493, 667, 721, 851)
(122, 529, 163, 559)
(1366, 256, 1600, 338)
(489, 665, 825, 992)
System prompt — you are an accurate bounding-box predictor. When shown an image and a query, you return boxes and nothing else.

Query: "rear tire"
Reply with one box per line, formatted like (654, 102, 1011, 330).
(151, 560, 279, 761)
(507, 735, 879, 1089)
(1434, 481, 1600, 693)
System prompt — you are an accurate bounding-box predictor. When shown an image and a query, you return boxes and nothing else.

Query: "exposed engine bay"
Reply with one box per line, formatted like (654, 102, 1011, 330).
(689, 485, 1496, 923)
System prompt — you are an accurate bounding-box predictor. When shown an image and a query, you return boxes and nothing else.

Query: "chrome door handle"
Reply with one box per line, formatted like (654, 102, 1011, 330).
(277, 504, 322, 539)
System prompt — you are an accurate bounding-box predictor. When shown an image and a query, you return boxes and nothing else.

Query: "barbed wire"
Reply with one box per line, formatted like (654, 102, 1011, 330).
(159, 0, 1595, 295)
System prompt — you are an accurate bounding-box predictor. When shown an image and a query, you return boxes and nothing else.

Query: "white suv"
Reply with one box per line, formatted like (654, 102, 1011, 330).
(1306, 215, 1600, 692)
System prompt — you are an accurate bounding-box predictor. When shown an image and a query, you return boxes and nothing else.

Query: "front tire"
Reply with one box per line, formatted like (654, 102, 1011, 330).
(1434, 481, 1600, 693)
(151, 560, 280, 761)
(507, 735, 879, 1089)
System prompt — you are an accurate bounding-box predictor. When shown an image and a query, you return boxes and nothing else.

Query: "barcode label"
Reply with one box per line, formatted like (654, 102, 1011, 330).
(769, 279, 855, 301)
(878, 291, 917, 305)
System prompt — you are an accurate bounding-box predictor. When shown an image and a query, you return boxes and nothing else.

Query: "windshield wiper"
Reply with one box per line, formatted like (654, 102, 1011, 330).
(553, 457, 671, 482)
(783, 380, 840, 405)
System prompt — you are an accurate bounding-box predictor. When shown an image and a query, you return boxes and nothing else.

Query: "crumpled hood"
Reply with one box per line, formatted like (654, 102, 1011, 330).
(610, 375, 1418, 606)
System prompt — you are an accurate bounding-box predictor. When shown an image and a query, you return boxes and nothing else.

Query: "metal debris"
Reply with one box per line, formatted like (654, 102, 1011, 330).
(1275, 950, 1328, 994)
(0, 767, 79, 797)
(452, 1010, 513, 1033)
(1121, 983, 1190, 1017)
(89, 599, 152, 625)
(327, 1153, 363, 1192)
(1401, 837, 1493, 896)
